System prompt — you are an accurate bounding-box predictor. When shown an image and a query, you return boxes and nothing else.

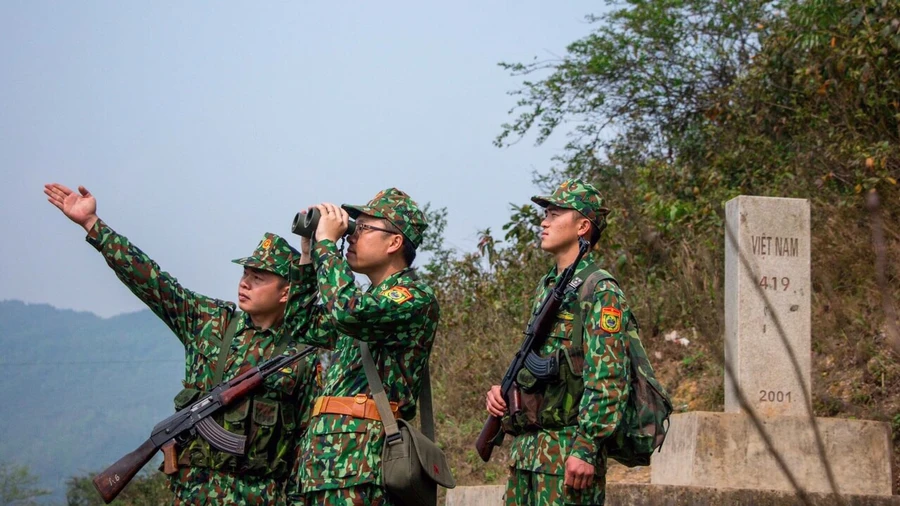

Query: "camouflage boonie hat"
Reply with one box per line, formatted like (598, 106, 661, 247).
(532, 178, 610, 233)
(342, 188, 428, 248)
(231, 233, 297, 278)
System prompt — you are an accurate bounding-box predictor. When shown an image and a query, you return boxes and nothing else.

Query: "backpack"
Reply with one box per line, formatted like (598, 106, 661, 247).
(572, 269, 674, 467)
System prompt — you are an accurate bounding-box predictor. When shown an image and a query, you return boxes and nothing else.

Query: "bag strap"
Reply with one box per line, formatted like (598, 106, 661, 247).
(570, 267, 617, 350)
(417, 364, 435, 440)
(213, 310, 243, 385)
(358, 341, 436, 442)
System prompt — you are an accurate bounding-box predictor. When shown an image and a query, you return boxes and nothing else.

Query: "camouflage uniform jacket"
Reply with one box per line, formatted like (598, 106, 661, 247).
(87, 219, 318, 479)
(285, 239, 439, 493)
(509, 253, 630, 475)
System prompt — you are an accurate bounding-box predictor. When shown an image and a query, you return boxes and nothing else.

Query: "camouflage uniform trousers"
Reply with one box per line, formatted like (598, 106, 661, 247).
(504, 468, 606, 506)
(168, 467, 284, 505)
(288, 485, 394, 506)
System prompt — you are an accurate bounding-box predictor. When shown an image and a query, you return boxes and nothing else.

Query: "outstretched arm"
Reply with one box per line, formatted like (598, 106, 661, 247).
(44, 182, 225, 345)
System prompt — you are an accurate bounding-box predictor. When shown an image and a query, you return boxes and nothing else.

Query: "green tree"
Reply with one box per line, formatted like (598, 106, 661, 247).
(0, 463, 50, 506)
(419, 203, 454, 280)
(496, 0, 772, 172)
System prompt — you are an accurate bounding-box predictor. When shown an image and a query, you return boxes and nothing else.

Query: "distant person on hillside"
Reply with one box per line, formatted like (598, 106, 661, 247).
(484, 179, 630, 506)
(43, 182, 320, 505)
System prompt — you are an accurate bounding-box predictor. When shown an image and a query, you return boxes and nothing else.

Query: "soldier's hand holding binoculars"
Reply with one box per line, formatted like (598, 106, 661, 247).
(313, 203, 349, 243)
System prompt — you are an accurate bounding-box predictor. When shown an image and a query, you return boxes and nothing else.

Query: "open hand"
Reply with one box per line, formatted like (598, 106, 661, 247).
(44, 183, 99, 232)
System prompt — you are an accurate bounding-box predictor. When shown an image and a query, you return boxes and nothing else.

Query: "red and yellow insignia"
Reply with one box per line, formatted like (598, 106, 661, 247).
(262, 238, 272, 250)
(381, 286, 413, 304)
(600, 306, 621, 333)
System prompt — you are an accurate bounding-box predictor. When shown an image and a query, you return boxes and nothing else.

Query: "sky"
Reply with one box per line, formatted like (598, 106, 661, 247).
(1, 1, 602, 317)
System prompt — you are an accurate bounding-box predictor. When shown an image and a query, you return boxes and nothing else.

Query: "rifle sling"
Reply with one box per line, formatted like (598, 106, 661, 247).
(212, 311, 293, 386)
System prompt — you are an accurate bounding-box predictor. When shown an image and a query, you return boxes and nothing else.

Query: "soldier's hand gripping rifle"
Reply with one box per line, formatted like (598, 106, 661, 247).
(475, 237, 590, 462)
(92, 345, 316, 504)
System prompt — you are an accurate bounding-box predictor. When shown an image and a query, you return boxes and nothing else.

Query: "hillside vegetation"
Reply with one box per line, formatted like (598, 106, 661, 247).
(421, 0, 900, 494)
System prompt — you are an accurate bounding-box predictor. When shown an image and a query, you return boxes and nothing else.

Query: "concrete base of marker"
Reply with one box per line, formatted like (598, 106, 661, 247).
(445, 484, 505, 505)
(444, 483, 900, 505)
(607, 483, 900, 505)
(650, 412, 894, 496)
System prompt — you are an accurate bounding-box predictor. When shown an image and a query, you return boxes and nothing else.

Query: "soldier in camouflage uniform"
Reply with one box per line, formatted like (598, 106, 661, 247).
(44, 183, 320, 505)
(283, 188, 438, 506)
(485, 179, 631, 506)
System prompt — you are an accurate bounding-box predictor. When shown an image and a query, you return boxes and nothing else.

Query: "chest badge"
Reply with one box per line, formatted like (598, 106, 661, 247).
(557, 310, 574, 321)
(600, 306, 622, 333)
(381, 286, 413, 304)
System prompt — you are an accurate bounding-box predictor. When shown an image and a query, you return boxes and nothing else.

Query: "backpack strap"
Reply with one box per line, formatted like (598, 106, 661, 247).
(213, 310, 242, 385)
(570, 268, 618, 350)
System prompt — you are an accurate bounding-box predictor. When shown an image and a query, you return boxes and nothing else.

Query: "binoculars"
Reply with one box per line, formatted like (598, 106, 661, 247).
(291, 208, 357, 238)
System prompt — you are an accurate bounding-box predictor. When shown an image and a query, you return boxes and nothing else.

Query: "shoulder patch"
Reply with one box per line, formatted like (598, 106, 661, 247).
(600, 306, 622, 333)
(381, 286, 413, 304)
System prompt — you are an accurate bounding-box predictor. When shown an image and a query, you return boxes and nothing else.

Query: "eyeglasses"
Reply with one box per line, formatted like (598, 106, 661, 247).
(353, 222, 400, 236)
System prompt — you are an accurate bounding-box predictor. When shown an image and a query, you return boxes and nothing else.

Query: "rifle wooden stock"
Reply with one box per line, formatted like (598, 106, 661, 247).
(92, 438, 158, 504)
(475, 414, 502, 462)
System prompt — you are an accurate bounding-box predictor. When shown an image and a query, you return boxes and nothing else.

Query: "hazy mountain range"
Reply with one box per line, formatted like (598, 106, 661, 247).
(0, 300, 183, 502)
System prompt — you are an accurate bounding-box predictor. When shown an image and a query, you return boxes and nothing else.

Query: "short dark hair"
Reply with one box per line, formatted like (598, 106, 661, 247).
(588, 222, 602, 247)
(384, 220, 417, 266)
(400, 237, 417, 266)
(570, 212, 602, 248)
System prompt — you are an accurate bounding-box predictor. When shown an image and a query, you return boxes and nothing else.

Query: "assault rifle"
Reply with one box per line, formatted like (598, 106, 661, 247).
(474, 238, 590, 462)
(92, 345, 316, 504)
